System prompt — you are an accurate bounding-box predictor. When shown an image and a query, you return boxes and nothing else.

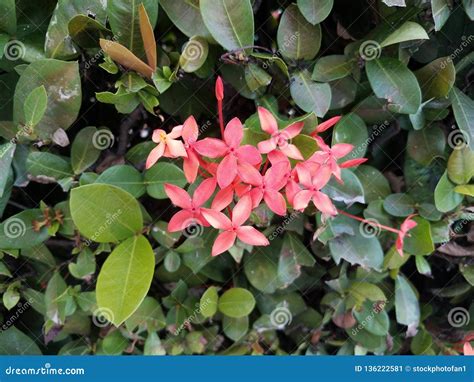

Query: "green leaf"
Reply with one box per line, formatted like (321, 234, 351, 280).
(144, 162, 187, 199)
(0, 327, 42, 355)
(45, 0, 107, 59)
(71, 126, 101, 174)
(349, 281, 386, 303)
(244, 244, 281, 293)
(0, 0, 16, 35)
(404, 217, 435, 256)
(244, 64, 272, 92)
(277, 4, 322, 60)
(290, 70, 331, 118)
(354, 165, 391, 203)
(366, 58, 421, 114)
(125, 296, 166, 332)
(382, 0, 406, 6)
(414, 57, 455, 100)
(353, 301, 389, 336)
(160, 0, 211, 39)
(13, 59, 81, 140)
(218, 288, 255, 318)
(24, 85, 47, 128)
(179, 36, 209, 73)
(200, 286, 218, 318)
(296, 0, 333, 25)
(434, 171, 464, 212)
(70, 184, 143, 243)
(411, 329, 433, 354)
(96, 235, 155, 326)
(200, 0, 254, 52)
(395, 274, 420, 328)
(450, 87, 474, 151)
(431, 0, 451, 31)
(0, 142, 15, 197)
(460, 264, 474, 286)
(323, 169, 365, 205)
(45, 272, 73, 324)
(0, 210, 50, 250)
(223, 315, 248, 341)
(447, 146, 474, 185)
(454, 184, 474, 196)
(463, 0, 474, 19)
(332, 113, 368, 159)
(415, 255, 432, 277)
(312, 55, 352, 82)
(3, 285, 20, 310)
(68, 248, 96, 280)
(383, 193, 415, 217)
(27, 152, 73, 180)
(380, 21, 429, 48)
(68, 14, 110, 49)
(107, 0, 158, 60)
(95, 165, 145, 198)
(278, 232, 315, 285)
(406, 126, 446, 165)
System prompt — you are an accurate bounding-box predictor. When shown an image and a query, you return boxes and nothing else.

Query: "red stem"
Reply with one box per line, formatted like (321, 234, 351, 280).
(218, 99, 225, 137)
(337, 209, 401, 234)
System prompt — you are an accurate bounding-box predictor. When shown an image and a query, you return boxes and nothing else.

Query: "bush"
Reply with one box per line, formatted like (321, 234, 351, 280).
(0, 0, 473, 356)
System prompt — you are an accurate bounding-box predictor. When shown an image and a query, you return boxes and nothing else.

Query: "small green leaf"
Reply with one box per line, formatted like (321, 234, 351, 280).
(71, 126, 101, 174)
(24, 85, 47, 128)
(290, 70, 331, 118)
(312, 55, 352, 82)
(349, 281, 387, 303)
(395, 274, 420, 328)
(434, 171, 464, 212)
(218, 288, 255, 318)
(383, 193, 415, 217)
(223, 315, 248, 341)
(95, 165, 145, 198)
(244, 64, 272, 92)
(96, 235, 155, 326)
(380, 21, 429, 48)
(450, 87, 474, 151)
(353, 300, 389, 336)
(404, 217, 435, 256)
(296, 0, 333, 25)
(200, 286, 218, 318)
(415, 57, 455, 100)
(70, 184, 143, 243)
(144, 162, 187, 199)
(454, 184, 474, 196)
(407, 126, 446, 165)
(431, 0, 451, 31)
(27, 152, 73, 180)
(447, 146, 474, 185)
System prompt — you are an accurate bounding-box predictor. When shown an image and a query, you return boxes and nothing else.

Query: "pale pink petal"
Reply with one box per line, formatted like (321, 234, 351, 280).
(268, 150, 288, 164)
(249, 188, 263, 208)
(211, 187, 234, 211)
(168, 125, 183, 139)
(183, 151, 199, 183)
(312, 165, 333, 190)
(285, 180, 300, 205)
(201, 208, 232, 230)
(168, 210, 195, 232)
(283, 121, 304, 138)
(236, 145, 262, 165)
(280, 144, 304, 160)
(235, 183, 251, 197)
(314, 136, 330, 152)
(395, 235, 404, 257)
(237, 226, 269, 246)
(164, 184, 192, 209)
(152, 129, 166, 143)
(237, 162, 262, 186)
(145, 143, 165, 169)
(257, 138, 277, 154)
(194, 138, 228, 158)
(167, 139, 187, 158)
(257, 107, 278, 134)
(295, 165, 313, 188)
(182, 116, 199, 143)
(264, 191, 287, 216)
(232, 194, 252, 227)
(212, 231, 237, 256)
(217, 154, 238, 188)
(463, 342, 474, 355)
(312, 191, 337, 216)
(331, 143, 354, 159)
(224, 117, 243, 148)
(293, 190, 314, 211)
(265, 161, 289, 191)
(193, 177, 216, 206)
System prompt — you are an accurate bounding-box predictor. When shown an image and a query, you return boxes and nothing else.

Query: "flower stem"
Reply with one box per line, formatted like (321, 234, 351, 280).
(337, 209, 401, 234)
(218, 99, 225, 138)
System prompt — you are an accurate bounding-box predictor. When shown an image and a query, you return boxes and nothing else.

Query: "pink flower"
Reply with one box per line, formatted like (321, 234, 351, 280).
(308, 137, 354, 182)
(238, 162, 288, 216)
(395, 214, 417, 257)
(181, 116, 201, 183)
(293, 165, 336, 216)
(256, 107, 304, 160)
(464, 342, 474, 356)
(268, 153, 301, 205)
(215, 76, 224, 101)
(164, 178, 216, 232)
(201, 195, 269, 256)
(146, 126, 187, 169)
(194, 118, 261, 188)
(211, 180, 251, 211)
(310, 116, 341, 137)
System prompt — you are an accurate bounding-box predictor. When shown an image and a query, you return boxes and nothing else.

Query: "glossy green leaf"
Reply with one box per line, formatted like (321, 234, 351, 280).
(95, 165, 145, 198)
(24, 85, 47, 128)
(404, 217, 435, 256)
(431, 0, 451, 31)
(0, 0, 16, 35)
(218, 288, 256, 318)
(353, 301, 389, 336)
(332, 113, 368, 159)
(395, 274, 420, 328)
(296, 0, 333, 25)
(434, 171, 464, 212)
(290, 70, 331, 118)
(450, 87, 474, 151)
(380, 21, 429, 48)
(70, 184, 143, 242)
(447, 146, 474, 185)
(383, 193, 415, 217)
(96, 235, 155, 326)
(312, 55, 352, 82)
(0, 327, 42, 355)
(0, 210, 50, 250)
(71, 126, 101, 174)
(27, 152, 73, 180)
(407, 126, 446, 165)
(366, 58, 421, 114)
(160, 0, 211, 39)
(277, 4, 321, 60)
(200, 0, 254, 52)
(144, 162, 187, 199)
(354, 165, 391, 203)
(223, 315, 248, 341)
(200, 286, 218, 318)
(415, 57, 455, 100)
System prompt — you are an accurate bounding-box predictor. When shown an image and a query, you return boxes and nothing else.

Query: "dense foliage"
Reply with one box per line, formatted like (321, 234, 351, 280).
(0, 0, 473, 356)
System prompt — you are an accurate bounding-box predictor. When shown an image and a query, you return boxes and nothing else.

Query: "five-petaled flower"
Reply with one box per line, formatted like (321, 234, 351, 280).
(146, 126, 187, 169)
(201, 195, 270, 257)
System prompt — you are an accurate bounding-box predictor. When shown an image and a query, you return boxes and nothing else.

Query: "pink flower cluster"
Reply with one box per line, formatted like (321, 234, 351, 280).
(145, 77, 367, 256)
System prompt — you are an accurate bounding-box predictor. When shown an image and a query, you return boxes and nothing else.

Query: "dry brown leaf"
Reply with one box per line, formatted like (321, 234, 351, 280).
(99, 39, 153, 78)
(138, 3, 157, 70)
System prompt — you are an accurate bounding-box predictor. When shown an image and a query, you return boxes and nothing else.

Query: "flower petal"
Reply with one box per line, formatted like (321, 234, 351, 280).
(152, 129, 166, 143)
(194, 138, 228, 158)
(283, 121, 304, 138)
(145, 143, 165, 169)
(224, 117, 243, 148)
(280, 144, 304, 160)
(193, 177, 216, 207)
(201, 208, 232, 230)
(212, 231, 237, 256)
(237, 162, 262, 186)
(331, 143, 353, 159)
(312, 191, 337, 216)
(183, 151, 199, 183)
(293, 190, 314, 211)
(236, 145, 262, 165)
(339, 158, 368, 168)
(167, 139, 187, 158)
(295, 165, 313, 188)
(257, 138, 277, 154)
(315, 116, 341, 133)
(164, 184, 192, 209)
(264, 191, 287, 216)
(217, 154, 238, 188)
(182, 116, 199, 143)
(257, 107, 278, 134)
(168, 210, 195, 232)
(265, 161, 289, 191)
(232, 194, 252, 227)
(268, 150, 288, 164)
(212, 186, 234, 211)
(168, 125, 183, 139)
(237, 226, 269, 246)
